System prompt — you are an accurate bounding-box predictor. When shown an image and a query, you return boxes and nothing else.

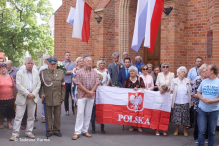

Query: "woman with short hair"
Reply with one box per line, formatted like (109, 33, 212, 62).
(0, 63, 15, 129)
(155, 63, 174, 136)
(170, 66, 192, 137)
(139, 65, 154, 90)
(123, 66, 145, 132)
(191, 64, 208, 143)
(71, 57, 84, 116)
(91, 59, 111, 134)
(134, 56, 145, 73)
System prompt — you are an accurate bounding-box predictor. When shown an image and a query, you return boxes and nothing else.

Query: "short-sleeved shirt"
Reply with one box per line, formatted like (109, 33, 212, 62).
(75, 67, 99, 99)
(197, 78, 219, 112)
(62, 61, 76, 83)
(187, 67, 199, 86)
(0, 75, 14, 100)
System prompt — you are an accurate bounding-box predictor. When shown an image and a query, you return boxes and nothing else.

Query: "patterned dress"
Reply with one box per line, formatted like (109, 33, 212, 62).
(191, 76, 202, 111)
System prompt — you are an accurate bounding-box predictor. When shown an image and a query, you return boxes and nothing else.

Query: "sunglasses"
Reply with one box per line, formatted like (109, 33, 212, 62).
(162, 66, 169, 68)
(142, 68, 148, 71)
(0, 63, 6, 67)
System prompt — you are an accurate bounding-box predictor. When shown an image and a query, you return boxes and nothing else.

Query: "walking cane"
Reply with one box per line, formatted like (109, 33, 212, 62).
(43, 100, 49, 139)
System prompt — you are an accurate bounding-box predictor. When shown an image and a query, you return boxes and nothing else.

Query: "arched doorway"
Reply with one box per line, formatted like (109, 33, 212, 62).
(119, 0, 161, 67)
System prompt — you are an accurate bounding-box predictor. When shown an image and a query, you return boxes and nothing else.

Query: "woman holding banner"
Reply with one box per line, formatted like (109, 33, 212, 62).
(155, 63, 174, 136)
(123, 66, 145, 132)
(139, 65, 154, 90)
(170, 66, 192, 137)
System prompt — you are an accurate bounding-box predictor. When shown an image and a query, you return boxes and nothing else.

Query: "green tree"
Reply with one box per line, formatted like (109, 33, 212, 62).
(0, 0, 54, 65)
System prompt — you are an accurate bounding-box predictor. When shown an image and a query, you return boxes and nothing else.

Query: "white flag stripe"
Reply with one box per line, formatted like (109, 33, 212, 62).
(131, 0, 148, 47)
(72, 0, 85, 39)
(96, 86, 173, 112)
(66, 7, 76, 25)
(144, 0, 156, 48)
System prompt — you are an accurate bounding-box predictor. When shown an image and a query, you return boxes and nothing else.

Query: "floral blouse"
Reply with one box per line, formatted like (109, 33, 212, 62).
(191, 76, 202, 111)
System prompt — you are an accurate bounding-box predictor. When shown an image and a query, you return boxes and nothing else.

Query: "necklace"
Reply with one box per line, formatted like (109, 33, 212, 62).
(130, 77, 137, 83)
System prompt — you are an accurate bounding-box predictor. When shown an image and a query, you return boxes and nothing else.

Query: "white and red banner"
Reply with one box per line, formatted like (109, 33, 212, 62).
(96, 86, 172, 131)
(72, 0, 92, 43)
(131, 0, 164, 53)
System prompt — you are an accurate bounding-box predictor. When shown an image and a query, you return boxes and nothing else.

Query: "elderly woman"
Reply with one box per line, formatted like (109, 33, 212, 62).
(71, 57, 84, 116)
(134, 56, 145, 73)
(0, 63, 15, 129)
(170, 66, 192, 137)
(191, 64, 208, 143)
(156, 62, 174, 91)
(153, 66, 160, 91)
(123, 66, 145, 132)
(139, 65, 154, 90)
(91, 59, 111, 134)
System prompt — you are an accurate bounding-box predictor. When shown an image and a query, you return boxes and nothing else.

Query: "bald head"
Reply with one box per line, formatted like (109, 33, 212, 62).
(6, 60, 13, 70)
(84, 57, 92, 69)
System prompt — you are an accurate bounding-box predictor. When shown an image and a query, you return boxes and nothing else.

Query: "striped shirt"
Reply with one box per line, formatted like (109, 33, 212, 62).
(75, 67, 99, 99)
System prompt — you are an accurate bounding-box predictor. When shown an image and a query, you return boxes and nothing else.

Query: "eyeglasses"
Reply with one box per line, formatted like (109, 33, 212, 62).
(162, 66, 169, 68)
(142, 68, 148, 71)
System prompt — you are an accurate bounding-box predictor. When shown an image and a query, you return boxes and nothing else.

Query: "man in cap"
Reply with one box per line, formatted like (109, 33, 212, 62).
(39, 57, 65, 137)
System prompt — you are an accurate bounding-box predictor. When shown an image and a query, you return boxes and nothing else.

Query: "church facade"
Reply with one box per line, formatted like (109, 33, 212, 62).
(54, 0, 219, 72)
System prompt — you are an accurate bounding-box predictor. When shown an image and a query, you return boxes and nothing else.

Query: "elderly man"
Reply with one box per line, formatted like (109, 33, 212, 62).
(72, 57, 100, 140)
(39, 55, 50, 123)
(197, 65, 219, 146)
(62, 51, 76, 116)
(120, 52, 133, 66)
(108, 52, 124, 86)
(10, 57, 41, 141)
(6, 60, 18, 86)
(40, 57, 65, 137)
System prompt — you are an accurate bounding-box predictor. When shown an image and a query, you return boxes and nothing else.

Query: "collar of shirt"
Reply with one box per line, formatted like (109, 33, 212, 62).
(26, 69, 32, 73)
(83, 66, 92, 72)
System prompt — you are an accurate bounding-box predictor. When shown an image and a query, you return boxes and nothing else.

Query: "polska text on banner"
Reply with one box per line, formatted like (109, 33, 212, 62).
(96, 86, 173, 131)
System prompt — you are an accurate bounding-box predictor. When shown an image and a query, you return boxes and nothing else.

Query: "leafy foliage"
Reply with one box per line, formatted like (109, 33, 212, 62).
(0, 0, 54, 65)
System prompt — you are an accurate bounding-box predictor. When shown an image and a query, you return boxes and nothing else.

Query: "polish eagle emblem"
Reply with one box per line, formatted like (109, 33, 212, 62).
(127, 92, 144, 112)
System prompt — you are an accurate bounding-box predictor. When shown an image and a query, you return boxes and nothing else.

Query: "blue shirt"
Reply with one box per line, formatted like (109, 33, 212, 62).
(197, 78, 219, 112)
(134, 62, 145, 72)
(62, 61, 76, 83)
(187, 67, 199, 86)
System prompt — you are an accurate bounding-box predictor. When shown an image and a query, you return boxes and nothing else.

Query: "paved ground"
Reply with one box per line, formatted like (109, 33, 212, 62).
(0, 99, 219, 146)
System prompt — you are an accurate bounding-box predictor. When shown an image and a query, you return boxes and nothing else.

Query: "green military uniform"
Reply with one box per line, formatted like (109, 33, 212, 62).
(39, 68, 65, 134)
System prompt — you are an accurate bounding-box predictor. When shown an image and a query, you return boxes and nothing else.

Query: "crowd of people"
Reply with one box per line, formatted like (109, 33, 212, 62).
(0, 52, 219, 146)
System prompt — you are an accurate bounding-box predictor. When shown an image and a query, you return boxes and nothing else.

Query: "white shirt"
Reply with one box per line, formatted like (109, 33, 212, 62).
(95, 69, 111, 86)
(171, 78, 189, 104)
(156, 72, 175, 87)
(26, 69, 33, 93)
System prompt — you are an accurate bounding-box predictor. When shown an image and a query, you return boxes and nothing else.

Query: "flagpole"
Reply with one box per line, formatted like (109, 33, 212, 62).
(85, 2, 102, 23)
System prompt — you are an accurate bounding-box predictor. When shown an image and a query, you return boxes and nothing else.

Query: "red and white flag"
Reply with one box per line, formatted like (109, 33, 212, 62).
(96, 86, 172, 131)
(72, 0, 92, 43)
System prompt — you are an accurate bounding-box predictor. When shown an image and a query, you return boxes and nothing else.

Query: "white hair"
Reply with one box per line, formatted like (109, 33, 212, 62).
(123, 52, 128, 55)
(161, 62, 170, 68)
(177, 66, 187, 76)
(135, 56, 142, 61)
(25, 57, 34, 63)
(128, 66, 138, 74)
(97, 59, 106, 68)
(198, 64, 207, 75)
(75, 57, 83, 66)
(112, 52, 119, 58)
(147, 63, 153, 67)
(43, 55, 50, 63)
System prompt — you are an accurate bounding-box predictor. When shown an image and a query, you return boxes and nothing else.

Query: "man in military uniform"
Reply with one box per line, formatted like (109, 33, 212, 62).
(39, 57, 65, 137)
